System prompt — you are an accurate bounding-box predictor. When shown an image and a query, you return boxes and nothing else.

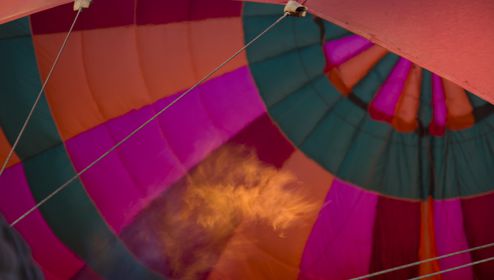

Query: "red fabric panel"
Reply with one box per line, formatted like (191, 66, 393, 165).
(31, 0, 241, 34)
(462, 193, 494, 278)
(136, 0, 241, 25)
(370, 196, 421, 279)
(230, 115, 295, 168)
(31, 0, 134, 34)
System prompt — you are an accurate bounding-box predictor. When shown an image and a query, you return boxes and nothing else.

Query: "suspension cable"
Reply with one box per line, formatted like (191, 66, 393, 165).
(409, 255, 494, 280)
(351, 242, 494, 279)
(0, 8, 83, 177)
(9, 12, 290, 227)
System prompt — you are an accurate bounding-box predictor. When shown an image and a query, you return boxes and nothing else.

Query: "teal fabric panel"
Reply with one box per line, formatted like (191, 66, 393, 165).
(244, 3, 494, 199)
(0, 18, 60, 159)
(0, 18, 162, 279)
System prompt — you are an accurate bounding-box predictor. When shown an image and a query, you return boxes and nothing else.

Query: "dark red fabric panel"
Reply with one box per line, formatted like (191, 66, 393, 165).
(31, 0, 134, 34)
(230, 114, 295, 168)
(136, 0, 241, 25)
(462, 193, 494, 278)
(369, 196, 421, 279)
(31, 0, 242, 34)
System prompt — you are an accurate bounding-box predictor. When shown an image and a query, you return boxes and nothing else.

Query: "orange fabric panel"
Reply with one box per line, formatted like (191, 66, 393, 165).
(326, 45, 387, 95)
(32, 18, 246, 140)
(209, 151, 333, 280)
(392, 65, 422, 132)
(418, 197, 442, 279)
(0, 128, 20, 168)
(249, 0, 494, 105)
(442, 79, 474, 131)
(136, 18, 246, 101)
(32, 32, 105, 139)
(0, 0, 70, 24)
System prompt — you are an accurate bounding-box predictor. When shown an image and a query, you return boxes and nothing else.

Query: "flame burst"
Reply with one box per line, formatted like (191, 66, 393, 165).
(129, 145, 318, 280)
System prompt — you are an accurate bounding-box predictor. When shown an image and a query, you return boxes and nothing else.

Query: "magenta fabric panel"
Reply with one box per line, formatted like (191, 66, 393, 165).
(31, 0, 241, 34)
(65, 119, 153, 234)
(434, 199, 474, 279)
(0, 164, 84, 280)
(151, 67, 265, 169)
(65, 67, 264, 233)
(429, 74, 447, 136)
(298, 179, 378, 280)
(323, 35, 373, 67)
(369, 196, 421, 279)
(461, 193, 494, 278)
(369, 58, 412, 122)
(119, 113, 296, 277)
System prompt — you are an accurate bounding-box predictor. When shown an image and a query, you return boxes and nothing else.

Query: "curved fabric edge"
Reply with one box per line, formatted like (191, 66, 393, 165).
(65, 66, 265, 233)
(0, 0, 71, 25)
(0, 164, 84, 280)
(32, 18, 247, 141)
(209, 150, 333, 279)
(298, 178, 378, 279)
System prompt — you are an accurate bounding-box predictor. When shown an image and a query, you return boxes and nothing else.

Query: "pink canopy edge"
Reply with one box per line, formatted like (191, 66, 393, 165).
(0, 0, 71, 25)
(247, 0, 494, 105)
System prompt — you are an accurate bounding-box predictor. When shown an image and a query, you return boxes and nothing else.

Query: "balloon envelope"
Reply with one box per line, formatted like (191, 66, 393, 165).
(250, 0, 494, 105)
(0, 1, 494, 279)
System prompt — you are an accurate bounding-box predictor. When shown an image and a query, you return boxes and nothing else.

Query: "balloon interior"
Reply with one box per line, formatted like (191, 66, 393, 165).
(0, 0, 494, 279)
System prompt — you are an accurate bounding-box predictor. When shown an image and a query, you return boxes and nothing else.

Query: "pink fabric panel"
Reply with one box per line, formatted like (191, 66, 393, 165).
(65, 67, 264, 233)
(369, 58, 412, 122)
(298, 179, 378, 279)
(0, 164, 83, 280)
(430, 74, 447, 136)
(324, 35, 373, 67)
(434, 199, 474, 279)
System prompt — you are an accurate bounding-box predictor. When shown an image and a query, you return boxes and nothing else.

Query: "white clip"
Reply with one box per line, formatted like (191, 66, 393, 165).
(284, 0, 308, 17)
(73, 0, 92, 11)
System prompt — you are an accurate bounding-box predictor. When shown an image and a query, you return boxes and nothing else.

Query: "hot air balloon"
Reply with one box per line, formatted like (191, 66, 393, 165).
(1, 0, 494, 279)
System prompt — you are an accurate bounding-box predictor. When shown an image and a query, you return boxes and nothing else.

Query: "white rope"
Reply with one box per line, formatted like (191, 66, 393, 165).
(0, 8, 83, 177)
(409, 255, 494, 280)
(9, 12, 289, 227)
(351, 242, 494, 279)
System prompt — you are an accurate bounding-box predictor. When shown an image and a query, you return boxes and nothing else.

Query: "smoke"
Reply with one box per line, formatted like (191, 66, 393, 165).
(126, 145, 319, 280)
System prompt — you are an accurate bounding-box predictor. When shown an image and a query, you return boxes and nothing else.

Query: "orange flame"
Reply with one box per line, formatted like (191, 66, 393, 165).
(132, 145, 319, 280)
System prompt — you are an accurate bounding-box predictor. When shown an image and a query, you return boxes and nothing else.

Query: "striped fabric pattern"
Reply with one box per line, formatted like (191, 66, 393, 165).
(0, 1, 493, 279)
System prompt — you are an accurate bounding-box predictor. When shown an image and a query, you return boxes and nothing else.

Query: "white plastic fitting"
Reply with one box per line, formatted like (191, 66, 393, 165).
(284, 0, 308, 17)
(73, 0, 92, 11)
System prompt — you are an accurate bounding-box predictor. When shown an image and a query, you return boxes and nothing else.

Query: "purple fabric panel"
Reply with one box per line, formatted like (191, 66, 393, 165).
(430, 74, 447, 135)
(152, 67, 264, 170)
(323, 35, 373, 66)
(197, 67, 266, 135)
(369, 58, 412, 121)
(65, 108, 176, 234)
(31, 0, 242, 34)
(65, 67, 264, 232)
(434, 199, 474, 280)
(136, 0, 241, 25)
(298, 179, 378, 280)
(0, 164, 84, 280)
(104, 106, 187, 200)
